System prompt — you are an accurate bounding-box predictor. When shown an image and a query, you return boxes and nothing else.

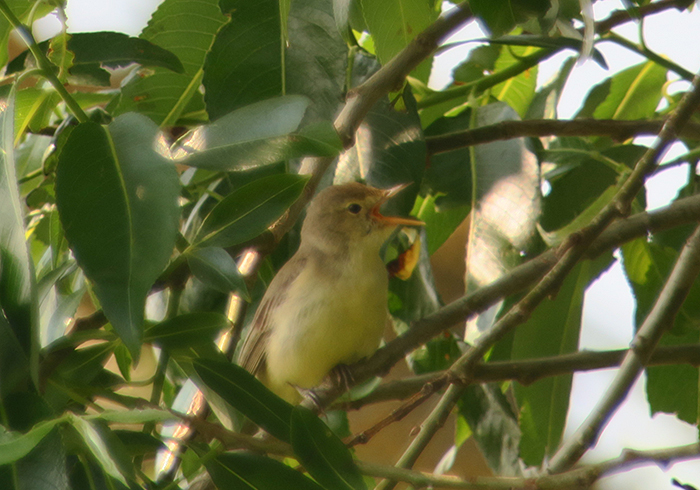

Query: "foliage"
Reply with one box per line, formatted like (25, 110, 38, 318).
(1, 0, 699, 489)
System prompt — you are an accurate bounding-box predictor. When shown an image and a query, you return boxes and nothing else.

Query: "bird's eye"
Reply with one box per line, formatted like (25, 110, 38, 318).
(347, 203, 362, 214)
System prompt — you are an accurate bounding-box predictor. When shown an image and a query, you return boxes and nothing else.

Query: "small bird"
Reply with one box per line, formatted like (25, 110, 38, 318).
(237, 182, 423, 402)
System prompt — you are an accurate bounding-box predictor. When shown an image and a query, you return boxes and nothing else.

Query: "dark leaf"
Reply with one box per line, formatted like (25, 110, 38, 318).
(206, 451, 324, 490)
(145, 312, 231, 349)
(291, 407, 366, 490)
(193, 358, 293, 442)
(511, 256, 612, 465)
(203, 0, 282, 120)
(0, 93, 37, 365)
(187, 247, 249, 297)
(194, 174, 309, 248)
(55, 113, 181, 359)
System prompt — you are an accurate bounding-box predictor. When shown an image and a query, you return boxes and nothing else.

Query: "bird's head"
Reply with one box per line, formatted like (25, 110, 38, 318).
(301, 182, 423, 254)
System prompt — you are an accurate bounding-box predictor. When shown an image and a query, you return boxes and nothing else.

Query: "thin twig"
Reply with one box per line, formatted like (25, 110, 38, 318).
(339, 344, 700, 411)
(0, 0, 88, 123)
(375, 384, 466, 490)
(358, 443, 700, 489)
(548, 224, 700, 472)
(426, 119, 700, 155)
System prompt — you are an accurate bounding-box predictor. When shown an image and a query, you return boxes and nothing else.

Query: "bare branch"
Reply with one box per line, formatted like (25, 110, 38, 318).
(595, 0, 694, 34)
(548, 224, 700, 472)
(358, 443, 700, 489)
(426, 119, 700, 155)
(339, 344, 700, 410)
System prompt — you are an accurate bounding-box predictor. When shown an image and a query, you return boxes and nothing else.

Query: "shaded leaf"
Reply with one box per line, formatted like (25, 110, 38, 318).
(646, 329, 699, 425)
(187, 247, 249, 297)
(206, 451, 324, 490)
(114, 0, 227, 125)
(145, 312, 231, 349)
(55, 113, 181, 359)
(194, 174, 309, 248)
(193, 358, 293, 442)
(457, 384, 521, 475)
(511, 256, 612, 465)
(0, 418, 61, 465)
(622, 236, 700, 334)
(204, 0, 282, 120)
(291, 407, 366, 490)
(469, 0, 550, 37)
(0, 93, 37, 367)
(285, 0, 348, 123)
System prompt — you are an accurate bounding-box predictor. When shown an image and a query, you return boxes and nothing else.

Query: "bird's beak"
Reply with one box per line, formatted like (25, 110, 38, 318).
(370, 183, 424, 227)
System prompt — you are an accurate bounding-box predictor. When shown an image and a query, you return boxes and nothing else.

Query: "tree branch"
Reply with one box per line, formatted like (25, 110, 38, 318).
(339, 343, 700, 410)
(358, 443, 700, 489)
(425, 119, 700, 155)
(595, 0, 694, 35)
(548, 223, 700, 472)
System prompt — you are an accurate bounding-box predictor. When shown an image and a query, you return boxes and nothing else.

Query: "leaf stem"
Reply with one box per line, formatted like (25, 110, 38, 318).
(603, 32, 695, 81)
(416, 48, 556, 110)
(0, 0, 88, 123)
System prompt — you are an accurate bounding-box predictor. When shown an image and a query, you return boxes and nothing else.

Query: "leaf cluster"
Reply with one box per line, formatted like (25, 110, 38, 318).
(1, 0, 700, 489)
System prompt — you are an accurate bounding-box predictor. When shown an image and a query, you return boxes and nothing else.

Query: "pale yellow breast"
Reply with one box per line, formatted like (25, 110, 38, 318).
(264, 251, 389, 399)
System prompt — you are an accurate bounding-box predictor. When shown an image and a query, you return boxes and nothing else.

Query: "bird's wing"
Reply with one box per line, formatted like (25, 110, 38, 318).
(237, 254, 307, 377)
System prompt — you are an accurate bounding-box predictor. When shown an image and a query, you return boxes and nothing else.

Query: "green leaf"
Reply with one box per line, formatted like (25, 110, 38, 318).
(176, 96, 341, 171)
(48, 32, 74, 82)
(114, 0, 227, 125)
(285, 0, 348, 123)
(457, 385, 521, 474)
(90, 409, 177, 424)
(540, 143, 646, 233)
(187, 247, 249, 297)
(579, 61, 667, 121)
(193, 358, 293, 442)
(511, 256, 612, 466)
(622, 236, 700, 334)
(204, 0, 282, 120)
(206, 452, 324, 490)
(0, 312, 30, 397)
(0, 1, 54, 67)
(14, 88, 62, 144)
(144, 312, 231, 349)
(412, 194, 470, 256)
(646, 329, 699, 426)
(360, 0, 437, 82)
(67, 415, 133, 486)
(469, 0, 550, 37)
(0, 92, 37, 369)
(66, 31, 184, 72)
(55, 113, 181, 359)
(0, 418, 61, 465)
(291, 407, 366, 490)
(194, 174, 309, 248)
(491, 43, 538, 117)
